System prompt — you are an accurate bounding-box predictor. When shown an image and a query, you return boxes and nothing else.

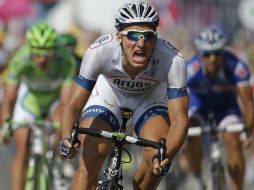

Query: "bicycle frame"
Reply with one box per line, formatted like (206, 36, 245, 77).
(97, 143, 124, 189)
(208, 120, 227, 190)
(70, 108, 167, 190)
(23, 120, 54, 190)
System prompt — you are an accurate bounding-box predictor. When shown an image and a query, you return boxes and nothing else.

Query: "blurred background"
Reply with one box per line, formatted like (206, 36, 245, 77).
(1, 0, 254, 189)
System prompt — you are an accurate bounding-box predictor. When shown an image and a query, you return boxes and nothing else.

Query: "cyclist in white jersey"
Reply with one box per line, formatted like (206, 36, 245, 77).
(60, 1, 189, 190)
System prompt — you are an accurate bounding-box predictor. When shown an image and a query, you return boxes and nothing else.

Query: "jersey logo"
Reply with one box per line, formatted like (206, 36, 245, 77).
(235, 62, 248, 79)
(163, 40, 184, 58)
(89, 34, 113, 49)
(187, 61, 200, 77)
(112, 78, 153, 92)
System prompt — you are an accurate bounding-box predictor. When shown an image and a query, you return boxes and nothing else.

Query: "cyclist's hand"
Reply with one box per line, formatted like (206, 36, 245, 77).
(152, 156, 171, 176)
(241, 128, 253, 148)
(0, 121, 13, 144)
(242, 134, 253, 148)
(60, 137, 80, 159)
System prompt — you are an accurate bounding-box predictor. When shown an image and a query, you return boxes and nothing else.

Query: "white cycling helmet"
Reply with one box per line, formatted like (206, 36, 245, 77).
(115, 1, 159, 31)
(195, 26, 226, 52)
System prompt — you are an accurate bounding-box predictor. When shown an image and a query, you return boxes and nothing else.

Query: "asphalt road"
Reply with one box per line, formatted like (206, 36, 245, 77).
(1, 143, 254, 190)
(0, 142, 14, 190)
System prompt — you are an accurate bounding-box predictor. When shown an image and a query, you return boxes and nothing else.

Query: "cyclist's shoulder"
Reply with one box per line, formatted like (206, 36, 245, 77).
(11, 44, 30, 60)
(223, 49, 241, 62)
(187, 54, 201, 64)
(155, 38, 185, 60)
(54, 46, 76, 64)
(9, 44, 31, 66)
(187, 55, 203, 79)
(222, 49, 249, 76)
(88, 33, 118, 51)
(54, 46, 71, 58)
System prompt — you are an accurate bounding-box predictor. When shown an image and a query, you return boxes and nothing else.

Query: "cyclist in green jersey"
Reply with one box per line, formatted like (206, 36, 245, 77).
(0, 21, 77, 190)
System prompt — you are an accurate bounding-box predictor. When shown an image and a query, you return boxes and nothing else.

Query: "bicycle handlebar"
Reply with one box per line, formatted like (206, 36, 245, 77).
(188, 123, 245, 137)
(70, 122, 162, 149)
(69, 121, 168, 176)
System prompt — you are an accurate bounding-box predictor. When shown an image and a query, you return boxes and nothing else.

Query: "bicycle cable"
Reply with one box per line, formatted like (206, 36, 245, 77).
(121, 146, 132, 164)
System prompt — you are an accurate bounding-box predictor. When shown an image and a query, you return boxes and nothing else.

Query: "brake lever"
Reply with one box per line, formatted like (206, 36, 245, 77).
(158, 138, 167, 175)
(70, 121, 80, 147)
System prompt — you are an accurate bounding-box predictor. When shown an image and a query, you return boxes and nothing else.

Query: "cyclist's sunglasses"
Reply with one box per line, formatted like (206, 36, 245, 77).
(201, 50, 223, 57)
(31, 48, 55, 58)
(120, 30, 157, 42)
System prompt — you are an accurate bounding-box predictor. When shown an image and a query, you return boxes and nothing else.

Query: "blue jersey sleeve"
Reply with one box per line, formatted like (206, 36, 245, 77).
(186, 55, 202, 87)
(233, 60, 250, 85)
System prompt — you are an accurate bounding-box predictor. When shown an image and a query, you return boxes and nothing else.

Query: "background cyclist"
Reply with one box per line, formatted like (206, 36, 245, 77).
(0, 21, 77, 190)
(60, 1, 189, 190)
(57, 32, 82, 73)
(184, 25, 254, 190)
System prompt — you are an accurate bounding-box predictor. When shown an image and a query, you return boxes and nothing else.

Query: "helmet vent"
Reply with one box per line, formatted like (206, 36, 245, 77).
(122, 7, 134, 19)
(131, 4, 138, 17)
(120, 12, 130, 19)
(139, 4, 144, 17)
(144, 6, 152, 18)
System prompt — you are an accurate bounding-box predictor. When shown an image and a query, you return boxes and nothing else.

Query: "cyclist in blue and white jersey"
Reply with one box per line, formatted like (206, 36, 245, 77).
(185, 26, 254, 190)
(60, 1, 189, 190)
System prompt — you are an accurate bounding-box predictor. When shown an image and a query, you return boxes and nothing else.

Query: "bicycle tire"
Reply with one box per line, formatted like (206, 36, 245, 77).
(97, 176, 121, 190)
(39, 159, 50, 190)
(25, 156, 49, 190)
(99, 183, 117, 190)
(211, 162, 226, 190)
(25, 156, 40, 190)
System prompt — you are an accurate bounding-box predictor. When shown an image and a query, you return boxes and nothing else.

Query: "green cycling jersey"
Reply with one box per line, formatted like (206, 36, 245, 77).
(6, 44, 77, 111)
(7, 44, 77, 92)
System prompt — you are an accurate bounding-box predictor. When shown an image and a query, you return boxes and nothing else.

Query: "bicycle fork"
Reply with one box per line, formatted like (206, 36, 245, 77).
(25, 155, 49, 190)
(97, 146, 123, 190)
(210, 135, 227, 190)
(25, 128, 49, 190)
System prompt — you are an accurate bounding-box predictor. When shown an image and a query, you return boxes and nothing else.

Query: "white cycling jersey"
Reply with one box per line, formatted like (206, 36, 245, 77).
(76, 33, 188, 135)
(77, 33, 187, 96)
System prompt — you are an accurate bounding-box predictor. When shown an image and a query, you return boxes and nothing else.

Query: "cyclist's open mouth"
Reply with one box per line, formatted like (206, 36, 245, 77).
(133, 50, 147, 64)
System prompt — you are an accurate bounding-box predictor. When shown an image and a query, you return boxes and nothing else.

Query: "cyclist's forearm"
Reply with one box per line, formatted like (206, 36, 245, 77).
(60, 83, 92, 138)
(1, 103, 13, 123)
(1, 98, 16, 123)
(237, 85, 254, 133)
(166, 96, 189, 161)
(60, 107, 81, 138)
(242, 107, 254, 134)
(166, 119, 188, 161)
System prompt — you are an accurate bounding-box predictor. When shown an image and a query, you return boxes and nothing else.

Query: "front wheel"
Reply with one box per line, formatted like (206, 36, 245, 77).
(211, 162, 227, 190)
(25, 155, 49, 190)
(97, 178, 122, 190)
